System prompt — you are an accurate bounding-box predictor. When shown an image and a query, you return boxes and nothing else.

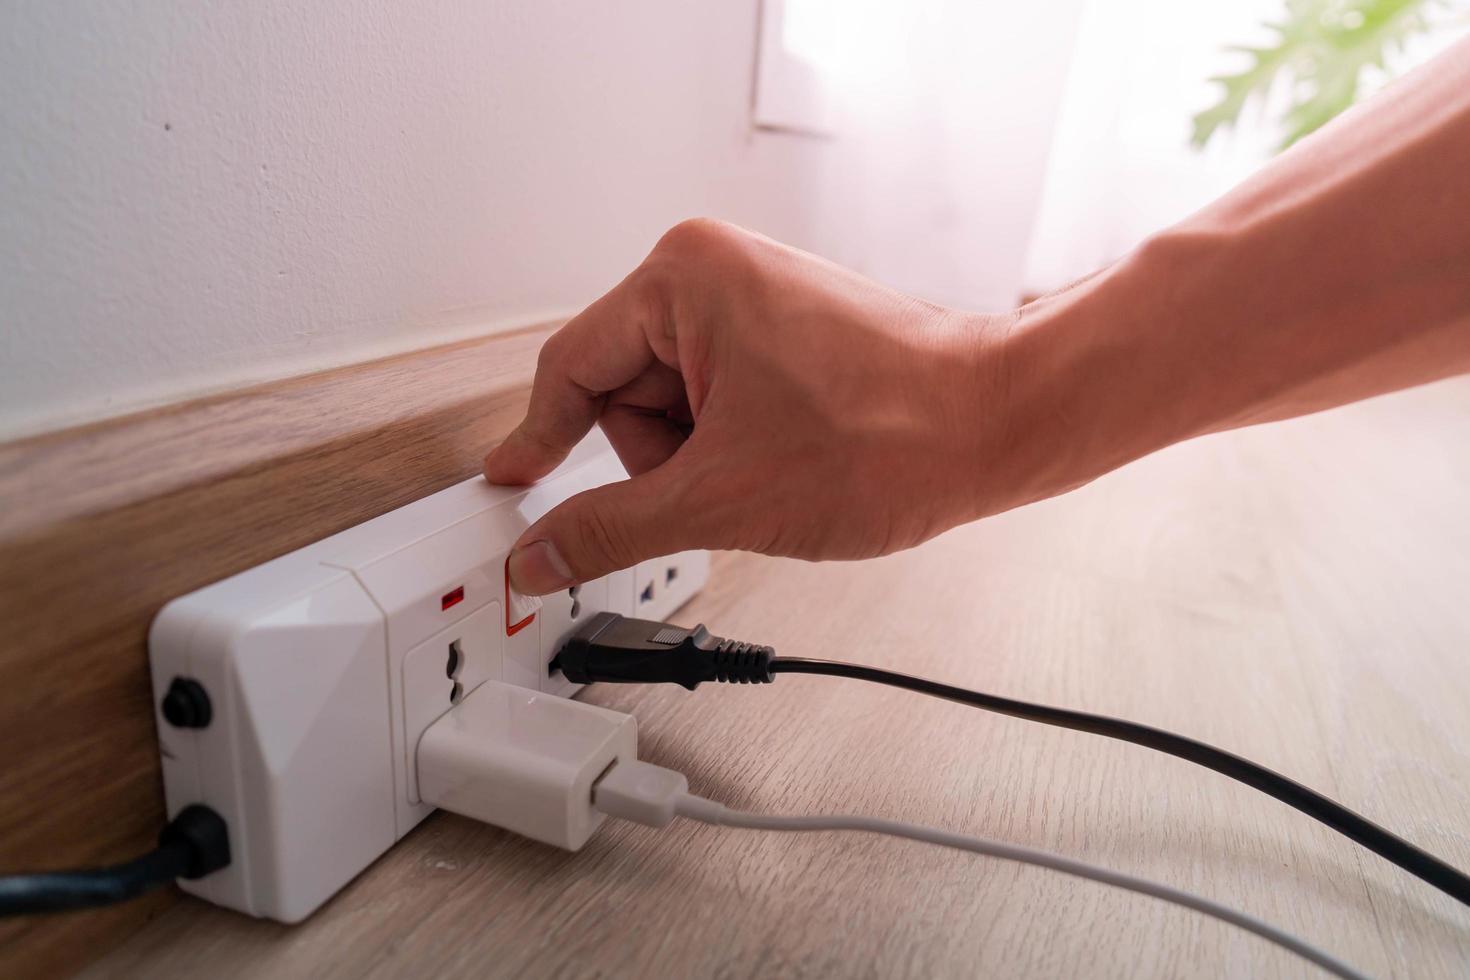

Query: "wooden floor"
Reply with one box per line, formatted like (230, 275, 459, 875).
(81, 379, 1470, 979)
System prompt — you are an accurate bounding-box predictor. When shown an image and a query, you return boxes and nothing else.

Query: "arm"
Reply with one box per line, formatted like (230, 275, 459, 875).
(1012, 36, 1470, 484)
(486, 38, 1470, 595)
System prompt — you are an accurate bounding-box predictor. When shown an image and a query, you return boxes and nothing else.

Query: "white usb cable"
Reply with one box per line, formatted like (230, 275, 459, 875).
(595, 759, 1367, 980)
(418, 683, 1371, 980)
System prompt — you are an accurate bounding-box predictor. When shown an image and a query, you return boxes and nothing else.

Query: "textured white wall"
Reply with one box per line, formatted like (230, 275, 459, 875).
(0, 2, 1081, 439)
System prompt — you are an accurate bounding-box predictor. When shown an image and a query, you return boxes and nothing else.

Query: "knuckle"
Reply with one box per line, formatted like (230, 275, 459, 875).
(513, 423, 564, 458)
(626, 265, 675, 342)
(647, 219, 764, 315)
(536, 329, 570, 371)
(628, 258, 670, 298)
(653, 217, 738, 262)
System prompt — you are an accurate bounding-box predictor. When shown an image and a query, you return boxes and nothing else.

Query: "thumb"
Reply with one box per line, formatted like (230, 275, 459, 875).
(506, 462, 701, 595)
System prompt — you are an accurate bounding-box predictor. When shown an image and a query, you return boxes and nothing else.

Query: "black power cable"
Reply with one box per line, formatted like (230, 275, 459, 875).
(770, 656, 1470, 906)
(553, 611, 1470, 907)
(0, 804, 230, 917)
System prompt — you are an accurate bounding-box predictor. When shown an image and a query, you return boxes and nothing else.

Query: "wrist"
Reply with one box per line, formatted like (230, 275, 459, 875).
(966, 240, 1216, 518)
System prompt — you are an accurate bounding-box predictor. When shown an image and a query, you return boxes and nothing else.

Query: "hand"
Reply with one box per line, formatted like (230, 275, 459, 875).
(495, 33, 1470, 598)
(484, 219, 1025, 595)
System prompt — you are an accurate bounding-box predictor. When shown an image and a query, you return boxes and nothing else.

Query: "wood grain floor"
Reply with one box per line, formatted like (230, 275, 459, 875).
(78, 378, 1470, 979)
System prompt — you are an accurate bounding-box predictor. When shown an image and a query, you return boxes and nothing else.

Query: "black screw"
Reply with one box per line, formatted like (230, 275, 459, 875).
(162, 677, 212, 728)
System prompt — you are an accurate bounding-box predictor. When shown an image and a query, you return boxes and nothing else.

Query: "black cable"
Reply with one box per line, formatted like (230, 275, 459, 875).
(0, 804, 230, 917)
(769, 656, 1470, 906)
(554, 611, 1470, 907)
(0, 845, 190, 915)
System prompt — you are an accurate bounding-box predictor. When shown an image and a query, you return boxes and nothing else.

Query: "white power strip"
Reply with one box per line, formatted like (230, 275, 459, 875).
(148, 430, 707, 922)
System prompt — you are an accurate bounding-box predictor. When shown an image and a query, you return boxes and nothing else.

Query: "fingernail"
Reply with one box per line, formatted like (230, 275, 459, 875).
(507, 539, 575, 595)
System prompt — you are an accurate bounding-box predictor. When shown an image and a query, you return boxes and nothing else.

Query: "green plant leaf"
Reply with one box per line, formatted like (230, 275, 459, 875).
(1191, 0, 1457, 153)
(1191, 37, 1297, 147)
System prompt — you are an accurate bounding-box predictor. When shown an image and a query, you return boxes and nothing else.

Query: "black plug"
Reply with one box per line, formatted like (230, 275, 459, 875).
(0, 805, 230, 916)
(160, 804, 231, 880)
(552, 612, 774, 690)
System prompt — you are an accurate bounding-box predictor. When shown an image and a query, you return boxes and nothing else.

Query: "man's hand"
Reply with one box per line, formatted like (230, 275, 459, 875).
(487, 40, 1470, 597)
(484, 219, 1019, 595)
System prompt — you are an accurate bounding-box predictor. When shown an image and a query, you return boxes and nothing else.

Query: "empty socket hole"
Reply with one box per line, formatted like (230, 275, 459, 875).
(640, 582, 654, 604)
(569, 584, 582, 598)
(446, 639, 463, 680)
(570, 599, 582, 618)
(665, 566, 678, 584)
(450, 681, 464, 704)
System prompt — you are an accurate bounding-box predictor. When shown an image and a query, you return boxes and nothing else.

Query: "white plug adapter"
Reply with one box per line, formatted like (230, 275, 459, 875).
(417, 681, 636, 850)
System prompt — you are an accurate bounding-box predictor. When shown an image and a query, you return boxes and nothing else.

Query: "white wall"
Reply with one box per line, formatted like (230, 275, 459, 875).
(0, 1, 1081, 439)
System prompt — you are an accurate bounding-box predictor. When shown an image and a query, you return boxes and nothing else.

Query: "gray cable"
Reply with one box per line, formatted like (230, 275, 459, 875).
(673, 794, 1370, 980)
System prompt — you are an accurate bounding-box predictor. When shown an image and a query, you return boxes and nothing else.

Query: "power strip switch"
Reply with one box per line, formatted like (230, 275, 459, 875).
(148, 430, 708, 922)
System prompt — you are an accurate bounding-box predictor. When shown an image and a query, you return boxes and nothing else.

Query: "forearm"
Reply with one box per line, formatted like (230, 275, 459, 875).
(1004, 37, 1470, 499)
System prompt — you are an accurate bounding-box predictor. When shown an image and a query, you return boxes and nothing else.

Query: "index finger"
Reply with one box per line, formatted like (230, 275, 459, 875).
(483, 267, 668, 485)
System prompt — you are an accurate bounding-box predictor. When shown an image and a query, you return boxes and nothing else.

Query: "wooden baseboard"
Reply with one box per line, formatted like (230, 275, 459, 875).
(0, 322, 557, 978)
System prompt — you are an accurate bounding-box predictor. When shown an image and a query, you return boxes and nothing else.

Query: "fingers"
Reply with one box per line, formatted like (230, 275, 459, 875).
(598, 407, 688, 476)
(505, 459, 702, 594)
(597, 363, 692, 474)
(484, 270, 670, 485)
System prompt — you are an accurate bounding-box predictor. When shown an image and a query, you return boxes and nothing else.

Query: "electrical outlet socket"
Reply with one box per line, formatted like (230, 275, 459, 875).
(148, 431, 707, 922)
